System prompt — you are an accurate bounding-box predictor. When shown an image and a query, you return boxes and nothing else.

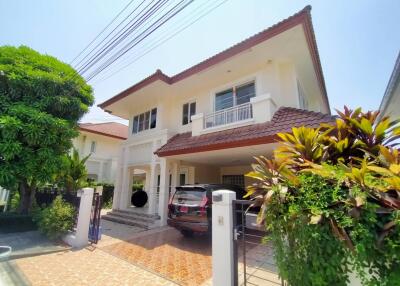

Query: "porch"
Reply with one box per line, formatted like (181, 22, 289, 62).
(110, 143, 277, 226)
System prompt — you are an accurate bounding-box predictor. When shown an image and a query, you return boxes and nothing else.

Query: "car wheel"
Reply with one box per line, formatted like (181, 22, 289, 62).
(180, 229, 194, 237)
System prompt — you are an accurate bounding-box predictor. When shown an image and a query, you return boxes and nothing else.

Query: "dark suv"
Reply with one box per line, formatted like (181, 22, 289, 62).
(167, 184, 246, 237)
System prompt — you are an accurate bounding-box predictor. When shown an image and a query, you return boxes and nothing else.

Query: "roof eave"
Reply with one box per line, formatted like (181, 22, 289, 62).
(98, 5, 329, 112)
(79, 127, 127, 140)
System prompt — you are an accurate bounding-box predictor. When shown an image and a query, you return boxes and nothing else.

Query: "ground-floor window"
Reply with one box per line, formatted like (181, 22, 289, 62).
(222, 175, 245, 188)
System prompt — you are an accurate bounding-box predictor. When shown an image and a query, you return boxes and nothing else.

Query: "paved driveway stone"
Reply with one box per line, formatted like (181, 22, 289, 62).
(15, 247, 177, 286)
(101, 228, 211, 286)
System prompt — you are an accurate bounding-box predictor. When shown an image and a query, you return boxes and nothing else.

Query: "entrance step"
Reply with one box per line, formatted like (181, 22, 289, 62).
(102, 209, 160, 229)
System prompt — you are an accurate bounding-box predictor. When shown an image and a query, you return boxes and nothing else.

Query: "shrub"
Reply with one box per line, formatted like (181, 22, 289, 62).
(34, 196, 75, 240)
(247, 107, 400, 286)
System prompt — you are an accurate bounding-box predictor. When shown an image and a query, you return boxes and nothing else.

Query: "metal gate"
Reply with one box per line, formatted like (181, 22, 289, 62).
(232, 199, 285, 286)
(88, 192, 102, 244)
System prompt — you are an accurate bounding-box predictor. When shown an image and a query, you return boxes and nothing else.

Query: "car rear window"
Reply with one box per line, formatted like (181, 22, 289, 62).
(172, 188, 206, 205)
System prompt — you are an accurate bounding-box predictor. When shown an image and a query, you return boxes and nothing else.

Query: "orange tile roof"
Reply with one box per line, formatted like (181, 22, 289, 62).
(79, 122, 128, 140)
(99, 6, 329, 112)
(155, 107, 336, 156)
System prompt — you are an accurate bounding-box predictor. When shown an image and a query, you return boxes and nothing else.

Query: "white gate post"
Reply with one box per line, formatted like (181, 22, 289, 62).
(63, 187, 94, 248)
(212, 190, 236, 286)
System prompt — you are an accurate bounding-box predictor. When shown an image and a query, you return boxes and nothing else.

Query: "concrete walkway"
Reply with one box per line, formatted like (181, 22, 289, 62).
(0, 231, 70, 259)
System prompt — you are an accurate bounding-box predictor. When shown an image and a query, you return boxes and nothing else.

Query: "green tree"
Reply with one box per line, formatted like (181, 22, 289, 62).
(0, 46, 93, 214)
(57, 148, 91, 193)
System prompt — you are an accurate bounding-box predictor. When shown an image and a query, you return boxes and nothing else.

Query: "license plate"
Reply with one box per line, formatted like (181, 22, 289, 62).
(180, 206, 188, 213)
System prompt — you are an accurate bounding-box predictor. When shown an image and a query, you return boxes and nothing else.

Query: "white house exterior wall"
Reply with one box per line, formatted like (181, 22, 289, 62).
(73, 132, 122, 183)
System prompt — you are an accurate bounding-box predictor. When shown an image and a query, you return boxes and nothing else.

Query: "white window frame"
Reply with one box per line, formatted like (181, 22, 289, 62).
(90, 141, 96, 153)
(132, 107, 157, 134)
(212, 75, 257, 112)
(297, 80, 308, 110)
(182, 100, 196, 125)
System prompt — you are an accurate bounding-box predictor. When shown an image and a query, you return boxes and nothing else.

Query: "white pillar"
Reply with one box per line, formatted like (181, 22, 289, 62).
(112, 166, 122, 210)
(63, 188, 94, 249)
(158, 158, 170, 225)
(98, 161, 104, 182)
(119, 167, 132, 210)
(148, 163, 158, 214)
(212, 190, 236, 286)
(170, 161, 179, 198)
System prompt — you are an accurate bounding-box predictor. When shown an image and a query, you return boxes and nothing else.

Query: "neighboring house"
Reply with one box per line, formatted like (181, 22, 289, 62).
(378, 51, 400, 121)
(99, 6, 335, 226)
(73, 122, 128, 183)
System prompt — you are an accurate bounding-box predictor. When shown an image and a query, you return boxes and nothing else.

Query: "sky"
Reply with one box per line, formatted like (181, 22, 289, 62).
(1, 0, 399, 125)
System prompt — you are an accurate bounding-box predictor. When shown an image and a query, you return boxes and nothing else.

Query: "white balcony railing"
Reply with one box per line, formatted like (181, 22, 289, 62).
(203, 102, 253, 129)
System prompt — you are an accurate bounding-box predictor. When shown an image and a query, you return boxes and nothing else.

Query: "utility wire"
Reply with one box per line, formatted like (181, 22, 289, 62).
(85, 0, 186, 79)
(77, 0, 165, 75)
(70, 0, 137, 65)
(94, 0, 227, 83)
(86, 0, 194, 81)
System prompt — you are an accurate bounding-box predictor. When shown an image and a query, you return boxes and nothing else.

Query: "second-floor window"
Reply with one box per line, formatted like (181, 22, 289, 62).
(297, 81, 308, 110)
(132, 108, 157, 134)
(182, 101, 196, 125)
(90, 141, 96, 153)
(215, 81, 255, 111)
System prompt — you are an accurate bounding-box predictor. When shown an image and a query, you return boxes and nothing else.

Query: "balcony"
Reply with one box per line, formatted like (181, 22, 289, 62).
(204, 102, 253, 129)
(191, 94, 277, 136)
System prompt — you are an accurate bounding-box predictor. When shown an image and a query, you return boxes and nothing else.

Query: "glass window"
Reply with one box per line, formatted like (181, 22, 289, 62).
(215, 82, 255, 111)
(182, 102, 196, 125)
(172, 188, 206, 205)
(133, 108, 157, 134)
(150, 108, 157, 129)
(182, 103, 189, 125)
(215, 89, 233, 111)
(236, 82, 255, 105)
(90, 141, 96, 153)
(189, 102, 196, 120)
(132, 116, 139, 134)
(138, 113, 145, 132)
(144, 111, 150, 130)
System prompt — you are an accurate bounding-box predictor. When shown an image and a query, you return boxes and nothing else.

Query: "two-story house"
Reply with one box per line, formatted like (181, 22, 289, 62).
(73, 122, 128, 183)
(378, 51, 400, 121)
(99, 6, 335, 227)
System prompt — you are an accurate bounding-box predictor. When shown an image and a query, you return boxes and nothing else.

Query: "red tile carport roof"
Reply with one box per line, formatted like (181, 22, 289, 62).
(98, 5, 329, 112)
(79, 122, 128, 140)
(155, 107, 336, 157)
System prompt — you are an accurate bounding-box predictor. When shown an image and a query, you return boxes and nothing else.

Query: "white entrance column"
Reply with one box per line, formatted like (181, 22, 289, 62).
(148, 163, 158, 214)
(119, 167, 133, 210)
(158, 158, 170, 225)
(212, 190, 236, 286)
(112, 147, 125, 210)
(170, 161, 179, 197)
(63, 188, 94, 249)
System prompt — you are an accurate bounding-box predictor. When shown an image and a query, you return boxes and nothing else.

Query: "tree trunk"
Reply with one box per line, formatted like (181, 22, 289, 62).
(18, 180, 36, 214)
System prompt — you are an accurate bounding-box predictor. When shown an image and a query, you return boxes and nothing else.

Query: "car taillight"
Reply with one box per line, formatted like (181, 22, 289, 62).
(199, 196, 209, 216)
(168, 195, 174, 212)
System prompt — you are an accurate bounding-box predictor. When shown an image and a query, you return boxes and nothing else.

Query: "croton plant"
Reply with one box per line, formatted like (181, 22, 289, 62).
(246, 107, 400, 286)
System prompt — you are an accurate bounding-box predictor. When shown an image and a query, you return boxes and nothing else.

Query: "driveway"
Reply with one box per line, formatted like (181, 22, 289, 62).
(13, 221, 280, 285)
(101, 228, 211, 286)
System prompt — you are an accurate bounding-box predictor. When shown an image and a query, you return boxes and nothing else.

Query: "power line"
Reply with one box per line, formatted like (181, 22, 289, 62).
(93, 0, 228, 84)
(76, 0, 165, 75)
(86, 0, 195, 81)
(70, 0, 137, 65)
(85, 0, 187, 79)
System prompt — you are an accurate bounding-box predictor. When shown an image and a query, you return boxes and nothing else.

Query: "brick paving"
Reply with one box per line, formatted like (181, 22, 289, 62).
(14, 221, 280, 286)
(15, 245, 177, 286)
(101, 228, 212, 286)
